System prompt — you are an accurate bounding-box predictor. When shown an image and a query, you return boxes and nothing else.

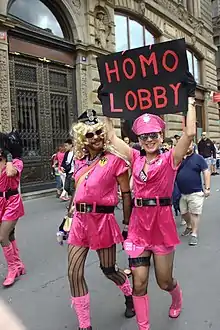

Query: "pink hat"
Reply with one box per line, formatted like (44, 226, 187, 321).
(132, 113, 166, 135)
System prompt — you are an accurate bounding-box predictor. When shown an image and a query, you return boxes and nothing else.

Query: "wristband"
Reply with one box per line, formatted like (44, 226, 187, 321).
(6, 153, 13, 162)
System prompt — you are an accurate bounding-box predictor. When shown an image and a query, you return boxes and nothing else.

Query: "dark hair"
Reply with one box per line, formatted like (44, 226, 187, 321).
(64, 138, 73, 145)
(163, 138, 173, 146)
(132, 143, 141, 151)
(0, 130, 23, 159)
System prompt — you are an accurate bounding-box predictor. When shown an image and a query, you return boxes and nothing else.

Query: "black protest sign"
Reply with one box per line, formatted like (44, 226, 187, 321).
(97, 39, 188, 120)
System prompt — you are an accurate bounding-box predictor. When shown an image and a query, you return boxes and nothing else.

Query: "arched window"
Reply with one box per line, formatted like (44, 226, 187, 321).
(115, 14, 155, 52)
(8, 0, 64, 38)
(187, 49, 201, 84)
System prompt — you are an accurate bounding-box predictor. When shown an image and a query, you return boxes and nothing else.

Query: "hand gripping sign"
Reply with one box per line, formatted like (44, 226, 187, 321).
(97, 38, 188, 120)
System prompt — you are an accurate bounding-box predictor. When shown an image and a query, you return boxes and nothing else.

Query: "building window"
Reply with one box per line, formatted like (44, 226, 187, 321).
(187, 49, 201, 84)
(115, 14, 155, 52)
(8, 0, 64, 38)
(196, 103, 205, 140)
(212, 0, 218, 18)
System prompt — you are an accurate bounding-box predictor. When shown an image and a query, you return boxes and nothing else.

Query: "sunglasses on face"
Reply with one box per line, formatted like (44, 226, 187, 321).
(139, 132, 160, 141)
(85, 129, 103, 139)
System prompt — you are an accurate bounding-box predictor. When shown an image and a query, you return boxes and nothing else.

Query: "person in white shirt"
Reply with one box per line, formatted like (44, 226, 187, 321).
(60, 139, 75, 200)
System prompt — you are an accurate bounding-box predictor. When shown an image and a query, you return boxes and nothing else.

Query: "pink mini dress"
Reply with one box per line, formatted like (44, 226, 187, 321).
(68, 152, 129, 250)
(124, 149, 180, 257)
(0, 159, 24, 221)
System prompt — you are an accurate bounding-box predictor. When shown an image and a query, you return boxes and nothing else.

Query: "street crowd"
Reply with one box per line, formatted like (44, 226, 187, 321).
(0, 73, 218, 330)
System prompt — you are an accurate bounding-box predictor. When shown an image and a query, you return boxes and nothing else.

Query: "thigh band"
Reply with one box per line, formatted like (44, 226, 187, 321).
(129, 256, 151, 268)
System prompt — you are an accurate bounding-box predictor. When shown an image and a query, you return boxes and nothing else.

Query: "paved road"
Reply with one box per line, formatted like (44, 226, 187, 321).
(1, 176, 220, 330)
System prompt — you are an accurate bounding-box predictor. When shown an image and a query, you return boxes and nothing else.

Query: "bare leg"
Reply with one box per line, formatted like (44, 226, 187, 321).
(190, 213, 200, 236)
(154, 251, 182, 318)
(182, 213, 192, 228)
(181, 213, 192, 236)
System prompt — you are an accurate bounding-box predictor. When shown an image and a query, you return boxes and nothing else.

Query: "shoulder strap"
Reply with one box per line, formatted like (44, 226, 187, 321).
(75, 158, 100, 191)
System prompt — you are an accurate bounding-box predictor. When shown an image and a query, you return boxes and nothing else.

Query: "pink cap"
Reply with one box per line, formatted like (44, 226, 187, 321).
(132, 113, 166, 135)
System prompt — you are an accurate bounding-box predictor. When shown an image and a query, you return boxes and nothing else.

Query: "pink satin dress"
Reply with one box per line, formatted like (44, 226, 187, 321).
(0, 159, 24, 221)
(124, 149, 180, 256)
(68, 153, 129, 250)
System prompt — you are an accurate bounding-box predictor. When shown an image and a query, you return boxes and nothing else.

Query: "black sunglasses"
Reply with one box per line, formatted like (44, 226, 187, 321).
(139, 132, 160, 141)
(85, 129, 103, 139)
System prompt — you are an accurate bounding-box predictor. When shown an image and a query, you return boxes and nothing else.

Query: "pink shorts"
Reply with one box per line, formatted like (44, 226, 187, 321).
(0, 196, 24, 221)
(145, 245, 175, 255)
(124, 239, 175, 257)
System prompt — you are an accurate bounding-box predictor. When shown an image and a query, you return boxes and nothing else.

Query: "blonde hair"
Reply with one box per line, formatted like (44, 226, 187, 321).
(70, 120, 130, 164)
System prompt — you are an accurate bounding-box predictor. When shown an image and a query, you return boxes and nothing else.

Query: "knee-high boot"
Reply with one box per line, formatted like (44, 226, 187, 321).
(2, 244, 18, 287)
(11, 240, 26, 277)
(169, 283, 182, 318)
(133, 295, 150, 330)
(118, 277, 135, 318)
(71, 293, 92, 330)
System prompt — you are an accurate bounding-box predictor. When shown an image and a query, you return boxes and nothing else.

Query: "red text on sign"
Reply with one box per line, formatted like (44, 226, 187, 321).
(105, 49, 179, 83)
(109, 82, 181, 113)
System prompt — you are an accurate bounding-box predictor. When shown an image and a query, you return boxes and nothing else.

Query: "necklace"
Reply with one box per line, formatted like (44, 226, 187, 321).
(86, 152, 103, 166)
(145, 157, 158, 165)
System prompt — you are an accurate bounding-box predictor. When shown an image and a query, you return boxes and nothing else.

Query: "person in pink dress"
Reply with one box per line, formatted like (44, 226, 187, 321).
(52, 145, 65, 197)
(99, 72, 197, 329)
(67, 109, 135, 330)
(0, 130, 25, 287)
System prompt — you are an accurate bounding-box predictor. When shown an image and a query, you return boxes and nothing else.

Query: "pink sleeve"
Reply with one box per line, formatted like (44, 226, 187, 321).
(114, 157, 129, 177)
(130, 148, 140, 167)
(163, 149, 180, 171)
(12, 159, 23, 174)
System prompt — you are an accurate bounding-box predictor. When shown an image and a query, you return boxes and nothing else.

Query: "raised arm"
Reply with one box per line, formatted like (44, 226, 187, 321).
(98, 83, 132, 162)
(5, 153, 19, 177)
(105, 117, 132, 162)
(173, 72, 197, 167)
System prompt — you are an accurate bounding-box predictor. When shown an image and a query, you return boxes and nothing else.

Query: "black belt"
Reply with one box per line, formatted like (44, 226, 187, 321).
(0, 189, 19, 200)
(134, 197, 171, 207)
(76, 203, 115, 214)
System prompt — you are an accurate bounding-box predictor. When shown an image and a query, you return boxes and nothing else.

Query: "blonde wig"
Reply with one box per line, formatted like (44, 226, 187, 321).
(70, 120, 130, 165)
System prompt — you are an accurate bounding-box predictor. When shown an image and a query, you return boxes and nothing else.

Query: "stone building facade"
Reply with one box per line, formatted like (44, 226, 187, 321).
(0, 0, 219, 190)
(213, 0, 220, 90)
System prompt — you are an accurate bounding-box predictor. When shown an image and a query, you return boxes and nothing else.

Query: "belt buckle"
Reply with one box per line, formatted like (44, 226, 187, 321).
(79, 203, 87, 213)
(136, 198, 143, 207)
(3, 192, 6, 198)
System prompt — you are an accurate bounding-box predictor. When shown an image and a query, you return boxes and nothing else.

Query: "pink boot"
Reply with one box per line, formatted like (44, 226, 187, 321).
(2, 244, 18, 287)
(71, 293, 92, 329)
(11, 240, 26, 277)
(133, 295, 150, 330)
(169, 283, 182, 318)
(118, 277, 135, 318)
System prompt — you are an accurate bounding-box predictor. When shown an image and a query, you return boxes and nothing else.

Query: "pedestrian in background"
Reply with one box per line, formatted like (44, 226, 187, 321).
(176, 141, 210, 246)
(60, 139, 74, 200)
(0, 130, 25, 287)
(198, 132, 217, 175)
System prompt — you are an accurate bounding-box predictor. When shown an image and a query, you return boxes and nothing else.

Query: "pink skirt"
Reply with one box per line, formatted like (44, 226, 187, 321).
(68, 212, 123, 250)
(0, 196, 25, 221)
